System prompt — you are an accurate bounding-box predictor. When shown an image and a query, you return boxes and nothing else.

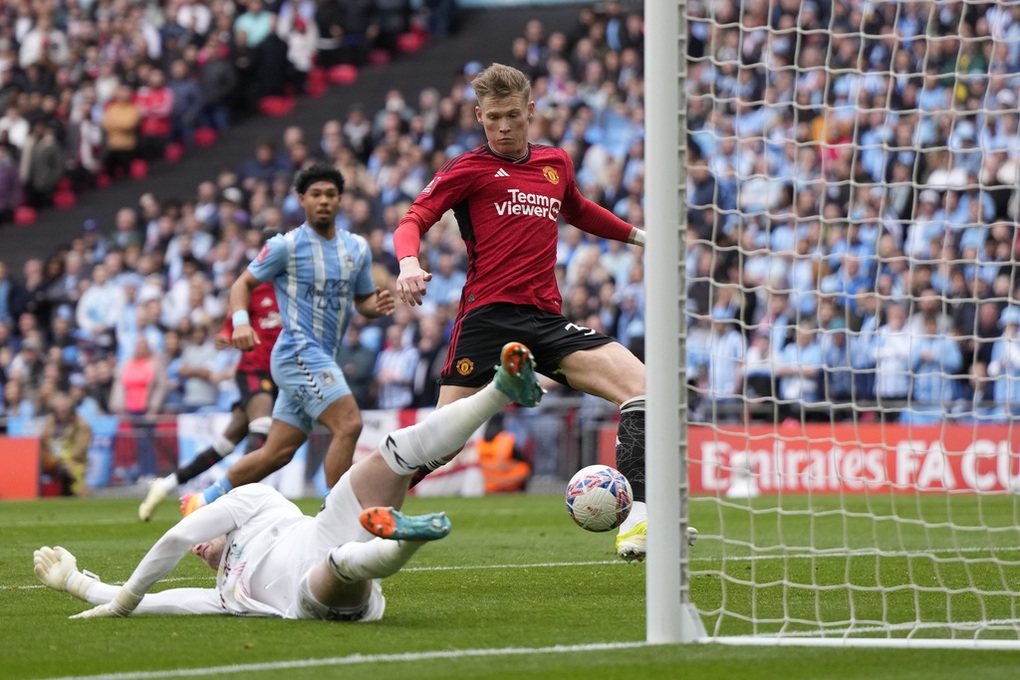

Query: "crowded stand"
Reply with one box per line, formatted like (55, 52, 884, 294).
(0, 0, 1019, 495)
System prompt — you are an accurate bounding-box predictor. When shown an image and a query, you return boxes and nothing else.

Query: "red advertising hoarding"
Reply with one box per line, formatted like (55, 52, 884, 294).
(599, 423, 1020, 495)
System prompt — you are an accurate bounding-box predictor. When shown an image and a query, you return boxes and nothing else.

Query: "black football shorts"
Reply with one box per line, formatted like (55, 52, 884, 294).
(441, 303, 614, 388)
(232, 370, 279, 410)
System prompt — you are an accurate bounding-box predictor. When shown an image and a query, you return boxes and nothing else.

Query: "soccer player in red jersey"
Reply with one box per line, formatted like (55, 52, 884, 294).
(138, 280, 283, 521)
(393, 63, 676, 562)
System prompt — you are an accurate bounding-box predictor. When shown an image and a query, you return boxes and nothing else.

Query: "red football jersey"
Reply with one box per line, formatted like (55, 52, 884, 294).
(221, 282, 282, 373)
(396, 143, 633, 316)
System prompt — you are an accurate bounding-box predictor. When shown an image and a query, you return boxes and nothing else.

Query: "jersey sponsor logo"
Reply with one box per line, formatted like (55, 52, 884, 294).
(494, 189, 561, 222)
(420, 174, 442, 196)
(259, 296, 273, 307)
(494, 168, 509, 178)
(455, 357, 475, 376)
(319, 370, 336, 386)
(256, 243, 271, 263)
(304, 279, 350, 310)
(542, 166, 560, 184)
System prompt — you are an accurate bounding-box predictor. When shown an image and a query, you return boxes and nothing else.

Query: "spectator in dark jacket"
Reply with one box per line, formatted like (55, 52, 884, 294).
(0, 142, 21, 224)
(19, 119, 63, 209)
(167, 59, 204, 147)
(198, 36, 238, 131)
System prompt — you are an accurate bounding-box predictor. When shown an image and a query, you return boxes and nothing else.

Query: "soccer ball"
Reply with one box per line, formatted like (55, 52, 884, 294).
(565, 464, 633, 532)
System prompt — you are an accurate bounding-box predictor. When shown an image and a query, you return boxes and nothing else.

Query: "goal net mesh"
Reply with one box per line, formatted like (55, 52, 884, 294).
(683, 0, 1020, 645)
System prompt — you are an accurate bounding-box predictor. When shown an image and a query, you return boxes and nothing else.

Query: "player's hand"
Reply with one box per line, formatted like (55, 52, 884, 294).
(70, 603, 125, 619)
(33, 546, 77, 591)
(374, 288, 396, 317)
(232, 324, 260, 352)
(396, 258, 433, 306)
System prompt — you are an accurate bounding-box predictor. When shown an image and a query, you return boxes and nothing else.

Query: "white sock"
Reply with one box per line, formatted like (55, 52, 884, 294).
(161, 473, 179, 493)
(378, 383, 510, 475)
(213, 435, 236, 456)
(619, 501, 647, 532)
(328, 538, 423, 582)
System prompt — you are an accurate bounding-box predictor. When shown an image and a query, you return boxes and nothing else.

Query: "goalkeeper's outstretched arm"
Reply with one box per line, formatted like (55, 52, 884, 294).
(33, 545, 224, 616)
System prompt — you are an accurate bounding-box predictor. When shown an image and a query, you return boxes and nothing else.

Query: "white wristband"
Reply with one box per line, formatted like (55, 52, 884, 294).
(232, 310, 250, 327)
(631, 228, 646, 247)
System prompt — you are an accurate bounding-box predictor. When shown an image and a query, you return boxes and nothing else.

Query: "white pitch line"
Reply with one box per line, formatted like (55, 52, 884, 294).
(33, 642, 651, 680)
(6, 518, 141, 528)
(7, 546, 1018, 591)
(1, 560, 626, 590)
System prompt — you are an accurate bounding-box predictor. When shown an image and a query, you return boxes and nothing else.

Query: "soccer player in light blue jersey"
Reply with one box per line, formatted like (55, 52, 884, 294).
(182, 164, 395, 515)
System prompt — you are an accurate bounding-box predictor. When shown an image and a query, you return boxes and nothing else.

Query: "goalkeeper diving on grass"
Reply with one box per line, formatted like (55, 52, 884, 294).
(34, 343, 543, 621)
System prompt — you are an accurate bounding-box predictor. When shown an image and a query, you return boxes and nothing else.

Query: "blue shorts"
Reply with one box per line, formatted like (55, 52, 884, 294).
(271, 348, 352, 435)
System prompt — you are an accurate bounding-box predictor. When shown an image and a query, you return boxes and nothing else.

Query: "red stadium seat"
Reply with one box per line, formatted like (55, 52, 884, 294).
(56, 176, 72, 192)
(164, 141, 184, 163)
(194, 127, 218, 148)
(328, 64, 358, 85)
(397, 32, 426, 53)
(95, 172, 111, 188)
(13, 206, 37, 225)
(368, 49, 391, 67)
(52, 189, 77, 209)
(130, 158, 148, 180)
(258, 96, 295, 117)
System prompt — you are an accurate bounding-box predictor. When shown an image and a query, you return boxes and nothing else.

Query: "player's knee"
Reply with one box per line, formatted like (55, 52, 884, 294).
(333, 410, 363, 440)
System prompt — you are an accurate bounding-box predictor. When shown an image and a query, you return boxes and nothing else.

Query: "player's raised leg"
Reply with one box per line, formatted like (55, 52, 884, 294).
(307, 345, 540, 613)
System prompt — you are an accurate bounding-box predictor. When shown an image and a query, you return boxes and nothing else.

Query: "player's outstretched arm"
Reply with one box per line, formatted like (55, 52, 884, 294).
(355, 287, 396, 319)
(395, 257, 432, 306)
(35, 546, 223, 616)
(69, 502, 241, 618)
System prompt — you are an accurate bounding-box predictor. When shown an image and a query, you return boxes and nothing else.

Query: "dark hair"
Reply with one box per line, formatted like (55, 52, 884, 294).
(294, 163, 345, 195)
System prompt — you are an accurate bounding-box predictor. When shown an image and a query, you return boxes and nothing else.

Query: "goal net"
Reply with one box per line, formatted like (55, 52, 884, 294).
(659, 0, 1020, 648)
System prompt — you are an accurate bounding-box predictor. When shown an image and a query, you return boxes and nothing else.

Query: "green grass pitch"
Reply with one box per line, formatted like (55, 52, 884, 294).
(2, 493, 1019, 679)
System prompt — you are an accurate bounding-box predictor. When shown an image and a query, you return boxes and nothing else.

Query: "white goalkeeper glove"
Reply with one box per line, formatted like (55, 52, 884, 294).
(33, 546, 99, 599)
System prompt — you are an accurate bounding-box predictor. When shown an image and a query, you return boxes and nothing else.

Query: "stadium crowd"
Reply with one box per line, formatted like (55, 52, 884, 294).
(683, 0, 1020, 425)
(0, 1, 1019, 493)
(0, 0, 453, 216)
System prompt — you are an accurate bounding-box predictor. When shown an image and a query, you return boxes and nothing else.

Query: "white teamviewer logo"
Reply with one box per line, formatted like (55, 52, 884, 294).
(495, 189, 561, 221)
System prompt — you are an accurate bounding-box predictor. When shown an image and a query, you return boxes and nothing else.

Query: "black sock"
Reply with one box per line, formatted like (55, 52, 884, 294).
(244, 432, 268, 455)
(176, 447, 224, 485)
(615, 397, 646, 503)
(407, 459, 447, 489)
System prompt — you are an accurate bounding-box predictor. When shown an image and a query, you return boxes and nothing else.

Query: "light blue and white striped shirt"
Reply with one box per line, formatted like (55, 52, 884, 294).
(248, 224, 375, 365)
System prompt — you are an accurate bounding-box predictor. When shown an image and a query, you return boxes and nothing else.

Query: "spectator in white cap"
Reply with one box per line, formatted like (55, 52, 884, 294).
(988, 306, 1020, 419)
(903, 188, 945, 259)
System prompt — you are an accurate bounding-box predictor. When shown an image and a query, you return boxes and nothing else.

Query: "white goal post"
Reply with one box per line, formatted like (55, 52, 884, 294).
(645, 0, 1020, 649)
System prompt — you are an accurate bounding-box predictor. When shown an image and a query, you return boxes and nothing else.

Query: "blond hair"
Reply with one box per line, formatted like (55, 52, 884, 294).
(471, 63, 532, 105)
